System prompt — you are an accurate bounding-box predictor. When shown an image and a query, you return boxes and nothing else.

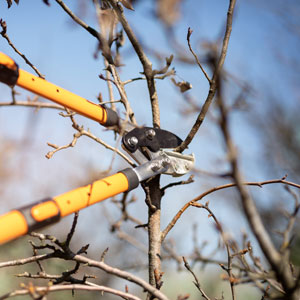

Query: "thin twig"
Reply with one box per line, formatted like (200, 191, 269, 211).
(109, 64, 137, 124)
(65, 212, 79, 246)
(54, 0, 113, 63)
(54, 0, 98, 38)
(0, 19, 44, 78)
(161, 175, 194, 195)
(183, 257, 211, 300)
(80, 128, 134, 166)
(123, 70, 176, 85)
(73, 254, 169, 300)
(191, 203, 236, 299)
(186, 27, 211, 83)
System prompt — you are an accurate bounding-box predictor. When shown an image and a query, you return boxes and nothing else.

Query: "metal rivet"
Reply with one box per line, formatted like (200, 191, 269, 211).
(151, 162, 160, 172)
(127, 136, 138, 147)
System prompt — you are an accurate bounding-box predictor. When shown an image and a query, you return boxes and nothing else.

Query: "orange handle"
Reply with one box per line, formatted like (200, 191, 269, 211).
(0, 52, 118, 126)
(53, 172, 130, 217)
(0, 211, 28, 243)
(0, 169, 139, 245)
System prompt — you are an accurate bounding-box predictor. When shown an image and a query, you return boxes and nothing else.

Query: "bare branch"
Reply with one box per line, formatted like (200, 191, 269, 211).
(73, 254, 169, 300)
(215, 69, 297, 297)
(0, 254, 53, 269)
(175, 0, 237, 152)
(0, 100, 64, 110)
(0, 284, 142, 300)
(161, 178, 300, 242)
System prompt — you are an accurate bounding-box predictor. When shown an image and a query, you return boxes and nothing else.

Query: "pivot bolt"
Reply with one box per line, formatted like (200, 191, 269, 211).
(127, 136, 138, 147)
(162, 156, 171, 168)
(146, 129, 156, 139)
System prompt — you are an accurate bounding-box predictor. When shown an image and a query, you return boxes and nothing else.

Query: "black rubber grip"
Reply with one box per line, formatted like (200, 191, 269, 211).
(0, 62, 19, 86)
(119, 168, 139, 191)
(18, 198, 61, 232)
(104, 107, 119, 127)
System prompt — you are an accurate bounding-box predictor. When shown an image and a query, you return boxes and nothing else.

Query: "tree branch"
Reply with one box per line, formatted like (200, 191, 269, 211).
(215, 68, 298, 297)
(107, 0, 160, 128)
(175, 0, 237, 152)
(161, 178, 300, 242)
(0, 284, 142, 300)
(183, 257, 211, 300)
(0, 100, 64, 110)
(73, 254, 169, 300)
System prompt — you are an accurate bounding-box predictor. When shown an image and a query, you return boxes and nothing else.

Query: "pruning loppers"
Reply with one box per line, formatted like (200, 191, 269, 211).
(0, 52, 194, 245)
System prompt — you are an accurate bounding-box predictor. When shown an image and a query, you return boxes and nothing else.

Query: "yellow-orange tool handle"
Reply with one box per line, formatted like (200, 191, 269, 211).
(0, 169, 139, 244)
(0, 52, 118, 126)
